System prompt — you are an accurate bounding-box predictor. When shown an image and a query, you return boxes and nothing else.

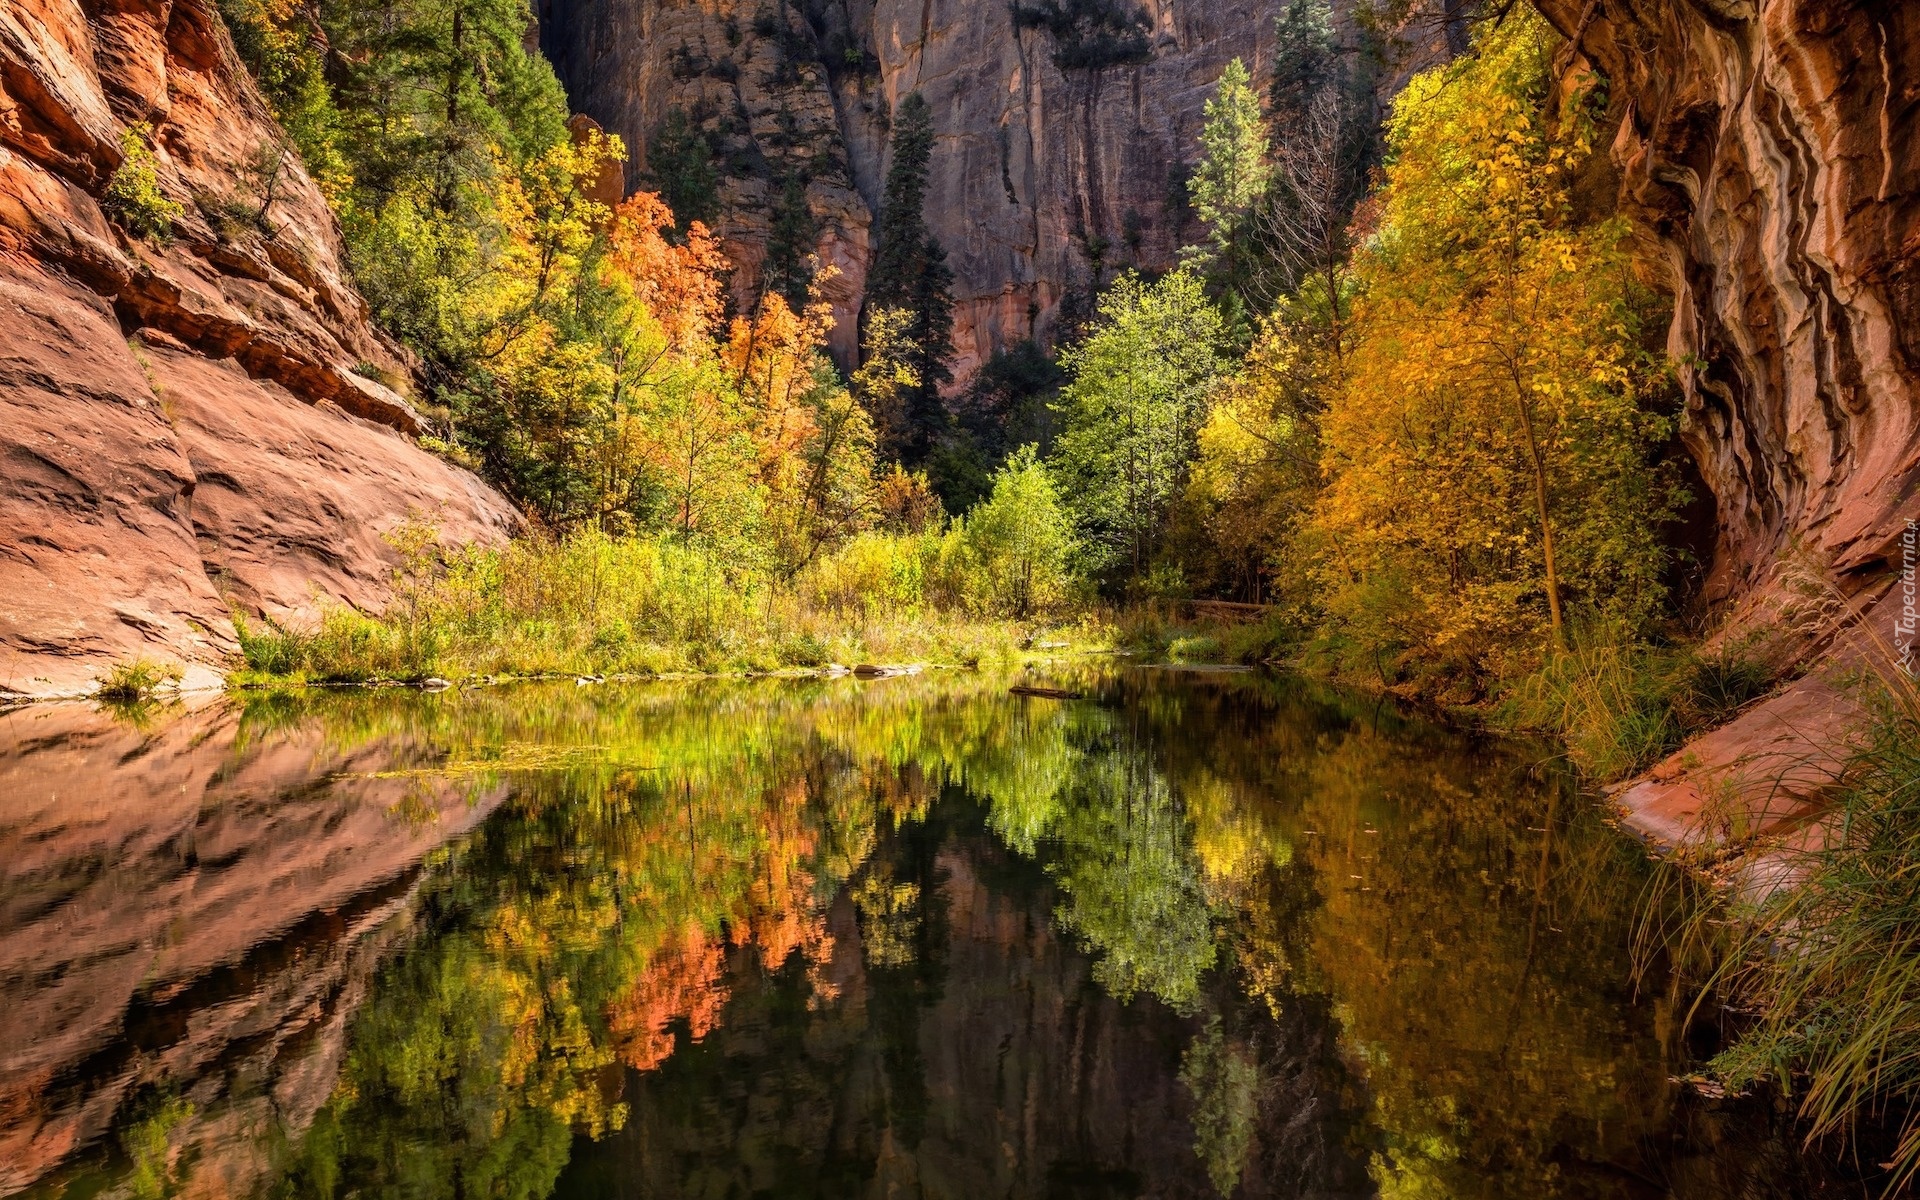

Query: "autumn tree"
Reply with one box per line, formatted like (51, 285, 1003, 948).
(850, 305, 919, 460)
(725, 276, 881, 574)
(1308, 11, 1679, 681)
(604, 191, 727, 352)
(1178, 310, 1331, 602)
(457, 131, 629, 525)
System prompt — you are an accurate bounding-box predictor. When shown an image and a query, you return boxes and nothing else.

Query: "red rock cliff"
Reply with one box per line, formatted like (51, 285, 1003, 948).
(0, 0, 519, 698)
(1536, 0, 1919, 610)
(1532, 0, 1920, 856)
(538, 0, 1448, 380)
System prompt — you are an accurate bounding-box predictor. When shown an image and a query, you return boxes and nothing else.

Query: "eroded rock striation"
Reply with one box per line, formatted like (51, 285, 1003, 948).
(1532, 0, 1920, 850)
(1538, 0, 1920, 609)
(0, 0, 518, 698)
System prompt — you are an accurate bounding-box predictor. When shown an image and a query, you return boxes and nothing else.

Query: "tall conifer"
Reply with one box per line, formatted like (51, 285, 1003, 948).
(865, 93, 955, 466)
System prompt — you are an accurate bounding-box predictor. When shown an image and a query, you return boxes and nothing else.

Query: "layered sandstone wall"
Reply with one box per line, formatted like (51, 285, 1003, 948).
(0, 0, 519, 698)
(1536, 0, 1919, 611)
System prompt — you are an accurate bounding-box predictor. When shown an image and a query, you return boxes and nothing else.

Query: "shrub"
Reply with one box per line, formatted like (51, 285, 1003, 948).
(102, 124, 184, 242)
(234, 612, 313, 676)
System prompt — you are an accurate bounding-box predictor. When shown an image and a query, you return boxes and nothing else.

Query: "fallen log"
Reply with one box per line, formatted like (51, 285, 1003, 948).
(1010, 686, 1085, 701)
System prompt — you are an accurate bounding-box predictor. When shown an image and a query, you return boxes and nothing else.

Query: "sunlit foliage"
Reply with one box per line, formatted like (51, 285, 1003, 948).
(1304, 11, 1679, 687)
(1050, 268, 1225, 591)
(1188, 58, 1271, 325)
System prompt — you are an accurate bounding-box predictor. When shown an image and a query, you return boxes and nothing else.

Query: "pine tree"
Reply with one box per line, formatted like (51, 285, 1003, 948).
(865, 92, 955, 466)
(1188, 59, 1271, 328)
(646, 108, 721, 240)
(763, 171, 817, 313)
(1270, 0, 1334, 123)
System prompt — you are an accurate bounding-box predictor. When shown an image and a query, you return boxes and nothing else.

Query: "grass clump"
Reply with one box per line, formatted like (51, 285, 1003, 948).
(1678, 674, 1920, 1189)
(95, 657, 184, 701)
(231, 525, 1086, 685)
(1501, 625, 1776, 780)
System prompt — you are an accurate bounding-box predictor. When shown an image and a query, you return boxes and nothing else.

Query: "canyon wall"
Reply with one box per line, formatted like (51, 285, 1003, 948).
(0, 0, 518, 698)
(1535, 0, 1919, 611)
(540, 0, 1314, 376)
(1532, 0, 1920, 854)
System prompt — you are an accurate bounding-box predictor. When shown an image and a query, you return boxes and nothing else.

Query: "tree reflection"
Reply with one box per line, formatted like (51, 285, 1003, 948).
(9, 671, 1834, 1200)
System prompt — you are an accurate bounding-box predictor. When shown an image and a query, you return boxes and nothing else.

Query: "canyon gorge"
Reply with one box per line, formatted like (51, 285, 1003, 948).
(2, 0, 1919, 1192)
(537, 0, 1458, 373)
(0, 0, 1914, 796)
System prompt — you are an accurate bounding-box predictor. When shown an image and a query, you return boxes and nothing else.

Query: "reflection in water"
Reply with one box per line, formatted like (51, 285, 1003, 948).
(0, 671, 1860, 1198)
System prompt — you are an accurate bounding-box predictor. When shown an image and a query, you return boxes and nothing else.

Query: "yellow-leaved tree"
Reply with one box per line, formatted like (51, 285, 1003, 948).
(1309, 10, 1680, 687)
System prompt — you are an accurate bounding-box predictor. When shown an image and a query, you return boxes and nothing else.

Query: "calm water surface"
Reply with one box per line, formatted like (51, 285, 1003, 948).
(0, 669, 1858, 1198)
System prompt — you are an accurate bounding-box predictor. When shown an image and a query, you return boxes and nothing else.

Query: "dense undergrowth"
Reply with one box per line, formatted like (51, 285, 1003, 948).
(229, 522, 1085, 684)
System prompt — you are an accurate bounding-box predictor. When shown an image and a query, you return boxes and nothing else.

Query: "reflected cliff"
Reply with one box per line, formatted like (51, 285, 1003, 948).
(0, 671, 1857, 1198)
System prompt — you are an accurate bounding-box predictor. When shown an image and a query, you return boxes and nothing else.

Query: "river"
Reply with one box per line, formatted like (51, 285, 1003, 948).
(0, 668, 1857, 1198)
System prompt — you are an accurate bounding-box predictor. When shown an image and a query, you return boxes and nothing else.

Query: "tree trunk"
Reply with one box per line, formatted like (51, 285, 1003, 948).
(1511, 371, 1566, 651)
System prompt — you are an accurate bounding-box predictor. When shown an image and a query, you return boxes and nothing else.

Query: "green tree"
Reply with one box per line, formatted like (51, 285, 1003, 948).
(1050, 269, 1225, 589)
(1010, 0, 1153, 71)
(645, 108, 721, 241)
(1181, 1018, 1260, 1197)
(1188, 59, 1271, 325)
(959, 446, 1073, 617)
(763, 171, 818, 312)
(1269, 0, 1334, 121)
(866, 93, 955, 467)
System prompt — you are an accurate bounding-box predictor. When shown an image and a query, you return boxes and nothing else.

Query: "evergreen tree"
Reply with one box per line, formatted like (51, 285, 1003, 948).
(865, 92, 955, 467)
(1188, 59, 1271, 331)
(645, 108, 721, 241)
(1270, 0, 1334, 122)
(763, 171, 817, 313)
